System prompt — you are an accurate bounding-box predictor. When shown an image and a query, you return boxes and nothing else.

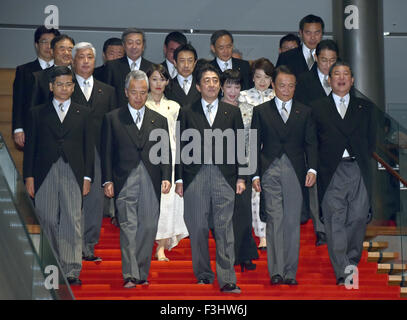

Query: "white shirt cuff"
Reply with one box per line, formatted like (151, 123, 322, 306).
(307, 169, 317, 176)
(14, 128, 24, 134)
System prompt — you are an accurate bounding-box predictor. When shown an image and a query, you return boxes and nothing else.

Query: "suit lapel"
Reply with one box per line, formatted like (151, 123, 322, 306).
(43, 102, 62, 137)
(120, 107, 142, 148)
(311, 66, 328, 97)
(266, 99, 290, 139)
(72, 81, 88, 106)
(61, 102, 81, 137)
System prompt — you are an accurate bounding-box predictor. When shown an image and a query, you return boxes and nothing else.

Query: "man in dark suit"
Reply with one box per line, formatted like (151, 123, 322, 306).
(311, 61, 376, 285)
(209, 30, 252, 90)
(71, 42, 118, 262)
(161, 31, 187, 79)
(276, 14, 325, 77)
(31, 34, 75, 108)
(23, 66, 94, 286)
(175, 64, 246, 294)
(279, 33, 300, 54)
(104, 28, 154, 108)
(93, 37, 124, 82)
(12, 25, 60, 148)
(295, 39, 339, 246)
(251, 65, 317, 286)
(165, 43, 201, 108)
(101, 70, 172, 288)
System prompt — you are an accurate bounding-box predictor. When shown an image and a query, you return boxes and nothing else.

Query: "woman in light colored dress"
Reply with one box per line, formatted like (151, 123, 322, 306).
(146, 64, 188, 261)
(238, 58, 275, 250)
(221, 69, 259, 271)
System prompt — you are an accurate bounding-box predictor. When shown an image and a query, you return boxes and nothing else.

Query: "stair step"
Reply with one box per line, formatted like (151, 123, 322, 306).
(377, 263, 407, 274)
(401, 287, 407, 298)
(388, 275, 407, 287)
(363, 241, 388, 251)
(367, 252, 398, 263)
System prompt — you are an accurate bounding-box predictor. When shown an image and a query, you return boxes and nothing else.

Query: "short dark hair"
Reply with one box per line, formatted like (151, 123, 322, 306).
(251, 58, 275, 78)
(49, 66, 73, 83)
(272, 65, 296, 83)
(34, 25, 60, 43)
(51, 34, 75, 50)
(316, 39, 339, 57)
(220, 69, 242, 87)
(299, 14, 325, 32)
(210, 30, 233, 46)
(146, 63, 170, 81)
(102, 37, 123, 54)
(328, 59, 353, 78)
(195, 64, 220, 84)
(173, 43, 198, 62)
(164, 31, 187, 47)
(122, 28, 145, 44)
(279, 33, 301, 49)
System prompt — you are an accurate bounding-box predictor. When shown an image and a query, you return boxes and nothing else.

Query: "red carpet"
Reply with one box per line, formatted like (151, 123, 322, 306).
(72, 218, 404, 300)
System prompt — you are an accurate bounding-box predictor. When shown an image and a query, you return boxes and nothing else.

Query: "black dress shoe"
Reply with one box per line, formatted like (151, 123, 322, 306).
(67, 277, 82, 286)
(258, 246, 267, 251)
(284, 278, 298, 285)
(336, 278, 345, 286)
(315, 232, 327, 246)
(135, 279, 149, 285)
(240, 260, 256, 272)
(270, 275, 284, 285)
(197, 278, 211, 284)
(123, 277, 137, 288)
(220, 283, 241, 294)
(83, 255, 102, 262)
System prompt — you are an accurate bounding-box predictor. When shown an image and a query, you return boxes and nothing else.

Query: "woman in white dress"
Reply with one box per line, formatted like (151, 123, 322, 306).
(238, 58, 275, 250)
(146, 64, 188, 261)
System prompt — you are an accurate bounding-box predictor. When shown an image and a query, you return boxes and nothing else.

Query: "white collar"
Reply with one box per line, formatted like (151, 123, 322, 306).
(38, 58, 54, 69)
(127, 56, 142, 69)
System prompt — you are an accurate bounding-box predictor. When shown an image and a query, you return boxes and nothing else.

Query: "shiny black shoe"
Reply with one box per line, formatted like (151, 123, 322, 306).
(315, 232, 327, 247)
(135, 279, 149, 285)
(258, 246, 267, 251)
(83, 255, 102, 262)
(336, 277, 345, 286)
(67, 277, 82, 286)
(197, 278, 211, 285)
(270, 275, 284, 285)
(283, 278, 298, 285)
(220, 283, 241, 294)
(240, 260, 256, 272)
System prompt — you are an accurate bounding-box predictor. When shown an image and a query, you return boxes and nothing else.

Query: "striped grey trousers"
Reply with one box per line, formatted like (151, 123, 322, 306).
(35, 157, 82, 278)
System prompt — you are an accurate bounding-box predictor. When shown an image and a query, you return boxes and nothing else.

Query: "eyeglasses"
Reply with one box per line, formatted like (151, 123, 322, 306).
(38, 40, 51, 45)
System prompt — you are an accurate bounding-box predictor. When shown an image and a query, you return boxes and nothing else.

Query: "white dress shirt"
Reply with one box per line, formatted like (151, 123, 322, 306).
(201, 98, 219, 126)
(216, 57, 233, 72)
(166, 59, 178, 78)
(128, 104, 145, 129)
(317, 68, 331, 95)
(75, 74, 94, 100)
(332, 93, 351, 158)
(127, 56, 142, 70)
(302, 43, 315, 67)
(177, 74, 193, 95)
(38, 57, 54, 69)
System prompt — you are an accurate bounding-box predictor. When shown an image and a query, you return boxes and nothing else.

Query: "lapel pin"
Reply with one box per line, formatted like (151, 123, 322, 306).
(151, 120, 155, 124)
(358, 105, 362, 109)
(224, 111, 228, 115)
(296, 110, 300, 114)
(98, 89, 102, 93)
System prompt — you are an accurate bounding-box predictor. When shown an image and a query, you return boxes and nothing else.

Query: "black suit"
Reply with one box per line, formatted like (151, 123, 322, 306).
(12, 59, 42, 133)
(103, 56, 154, 108)
(101, 106, 172, 201)
(23, 101, 94, 193)
(165, 76, 201, 109)
(209, 58, 253, 90)
(295, 64, 328, 106)
(93, 65, 106, 83)
(276, 46, 309, 78)
(31, 65, 56, 108)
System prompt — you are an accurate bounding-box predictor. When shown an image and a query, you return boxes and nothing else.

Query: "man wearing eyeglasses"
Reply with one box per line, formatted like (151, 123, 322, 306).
(12, 25, 60, 148)
(23, 66, 94, 286)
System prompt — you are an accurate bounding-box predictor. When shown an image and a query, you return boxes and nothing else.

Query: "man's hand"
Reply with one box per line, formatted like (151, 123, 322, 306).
(25, 177, 35, 198)
(104, 182, 114, 198)
(175, 183, 183, 198)
(236, 178, 246, 195)
(14, 132, 25, 148)
(161, 180, 171, 194)
(305, 172, 316, 187)
(83, 179, 91, 196)
(252, 178, 261, 192)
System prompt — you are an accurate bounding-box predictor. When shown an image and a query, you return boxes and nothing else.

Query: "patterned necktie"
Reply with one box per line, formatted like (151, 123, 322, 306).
(207, 104, 214, 126)
(183, 79, 189, 95)
(135, 110, 141, 128)
(307, 49, 314, 70)
(224, 61, 229, 71)
(171, 67, 177, 79)
(338, 97, 347, 119)
(46, 62, 51, 69)
(83, 80, 91, 101)
(281, 102, 289, 123)
(131, 61, 137, 71)
(323, 75, 331, 95)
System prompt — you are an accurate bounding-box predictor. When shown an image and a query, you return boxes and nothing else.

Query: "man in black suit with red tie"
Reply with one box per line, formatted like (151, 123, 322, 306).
(165, 43, 201, 108)
(12, 25, 60, 148)
(311, 61, 376, 285)
(24, 66, 94, 285)
(71, 42, 118, 262)
(209, 30, 252, 90)
(276, 14, 324, 78)
(104, 28, 154, 108)
(160, 31, 187, 79)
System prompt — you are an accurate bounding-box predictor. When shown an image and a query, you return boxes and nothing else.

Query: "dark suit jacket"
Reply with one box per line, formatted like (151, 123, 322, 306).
(209, 57, 253, 90)
(251, 98, 317, 190)
(101, 106, 172, 200)
(276, 46, 309, 78)
(93, 65, 106, 83)
(164, 76, 201, 108)
(71, 78, 117, 154)
(12, 59, 42, 133)
(31, 65, 56, 108)
(295, 64, 328, 106)
(103, 56, 154, 108)
(175, 100, 245, 191)
(23, 101, 94, 193)
(311, 93, 376, 204)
